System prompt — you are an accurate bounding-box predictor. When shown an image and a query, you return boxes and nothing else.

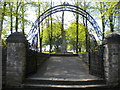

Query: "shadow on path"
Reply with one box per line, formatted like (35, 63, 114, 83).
(29, 56, 100, 80)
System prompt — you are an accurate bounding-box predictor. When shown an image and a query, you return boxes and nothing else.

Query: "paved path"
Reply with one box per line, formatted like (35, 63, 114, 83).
(29, 56, 100, 80)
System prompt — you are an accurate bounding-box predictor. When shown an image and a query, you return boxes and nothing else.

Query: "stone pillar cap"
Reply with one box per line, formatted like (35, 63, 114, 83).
(7, 32, 27, 43)
(103, 32, 120, 44)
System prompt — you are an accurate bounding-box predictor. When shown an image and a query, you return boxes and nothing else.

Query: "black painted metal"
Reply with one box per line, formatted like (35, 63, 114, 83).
(26, 49, 37, 77)
(26, 4, 102, 50)
(26, 3, 105, 79)
(88, 38, 105, 78)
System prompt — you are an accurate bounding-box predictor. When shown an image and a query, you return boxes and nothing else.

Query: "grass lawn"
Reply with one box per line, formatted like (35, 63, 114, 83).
(42, 52, 56, 54)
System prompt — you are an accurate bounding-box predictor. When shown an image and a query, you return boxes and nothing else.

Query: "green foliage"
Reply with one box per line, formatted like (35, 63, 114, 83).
(78, 52, 87, 54)
(1, 0, 119, 52)
(66, 21, 86, 51)
(43, 51, 56, 54)
(42, 20, 86, 51)
(43, 21, 62, 48)
(94, 2, 118, 32)
(1, 1, 39, 40)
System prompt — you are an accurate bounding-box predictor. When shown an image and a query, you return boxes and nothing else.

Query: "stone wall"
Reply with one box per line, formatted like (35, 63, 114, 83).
(2, 46, 7, 87)
(103, 33, 120, 86)
(26, 49, 50, 77)
(5, 32, 50, 87)
(78, 53, 89, 65)
(37, 53, 50, 67)
(26, 50, 37, 77)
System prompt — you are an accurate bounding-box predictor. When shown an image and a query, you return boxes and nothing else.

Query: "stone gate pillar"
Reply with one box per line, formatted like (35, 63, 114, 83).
(6, 32, 27, 87)
(104, 33, 120, 86)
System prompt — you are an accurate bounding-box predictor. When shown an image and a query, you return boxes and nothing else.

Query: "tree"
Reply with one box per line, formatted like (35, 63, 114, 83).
(15, 1, 21, 32)
(106, 2, 117, 32)
(21, 2, 25, 34)
(1, 1, 32, 42)
(0, 2, 6, 40)
(94, 2, 118, 36)
(37, 2, 42, 52)
(49, 0, 53, 53)
(29, 1, 50, 52)
(95, 2, 116, 39)
(9, 2, 13, 34)
(70, 0, 79, 53)
(43, 21, 62, 52)
(99, 2, 106, 40)
(72, 0, 92, 52)
(41, 1, 51, 52)
(66, 21, 86, 52)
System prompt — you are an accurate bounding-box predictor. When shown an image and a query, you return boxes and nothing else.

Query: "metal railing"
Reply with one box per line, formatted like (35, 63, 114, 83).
(26, 4, 102, 51)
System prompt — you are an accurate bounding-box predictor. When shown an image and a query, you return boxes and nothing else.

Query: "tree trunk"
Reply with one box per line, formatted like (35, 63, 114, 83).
(49, 0, 53, 53)
(83, 15, 88, 52)
(78, 48, 81, 52)
(38, 4, 41, 52)
(39, 5, 43, 53)
(75, 0, 79, 53)
(76, 9, 79, 53)
(9, 2, 13, 34)
(101, 16, 105, 40)
(40, 22, 43, 53)
(83, 1, 88, 52)
(100, 2, 105, 40)
(49, 14, 52, 53)
(40, 37, 42, 52)
(15, 1, 20, 32)
(22, 2, 24, 34)
(47, 17, 51, 53)
(49, 38, 52, 53)
(85, 18, 88, 52)
(61, 11, 64, 40)
(0, 2, 6, 40)
(109, 14, 114, 32)
(15, 2, 18, 32)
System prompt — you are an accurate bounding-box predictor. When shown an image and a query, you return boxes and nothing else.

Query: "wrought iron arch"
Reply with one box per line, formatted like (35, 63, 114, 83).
(27, 4, 102, 50)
